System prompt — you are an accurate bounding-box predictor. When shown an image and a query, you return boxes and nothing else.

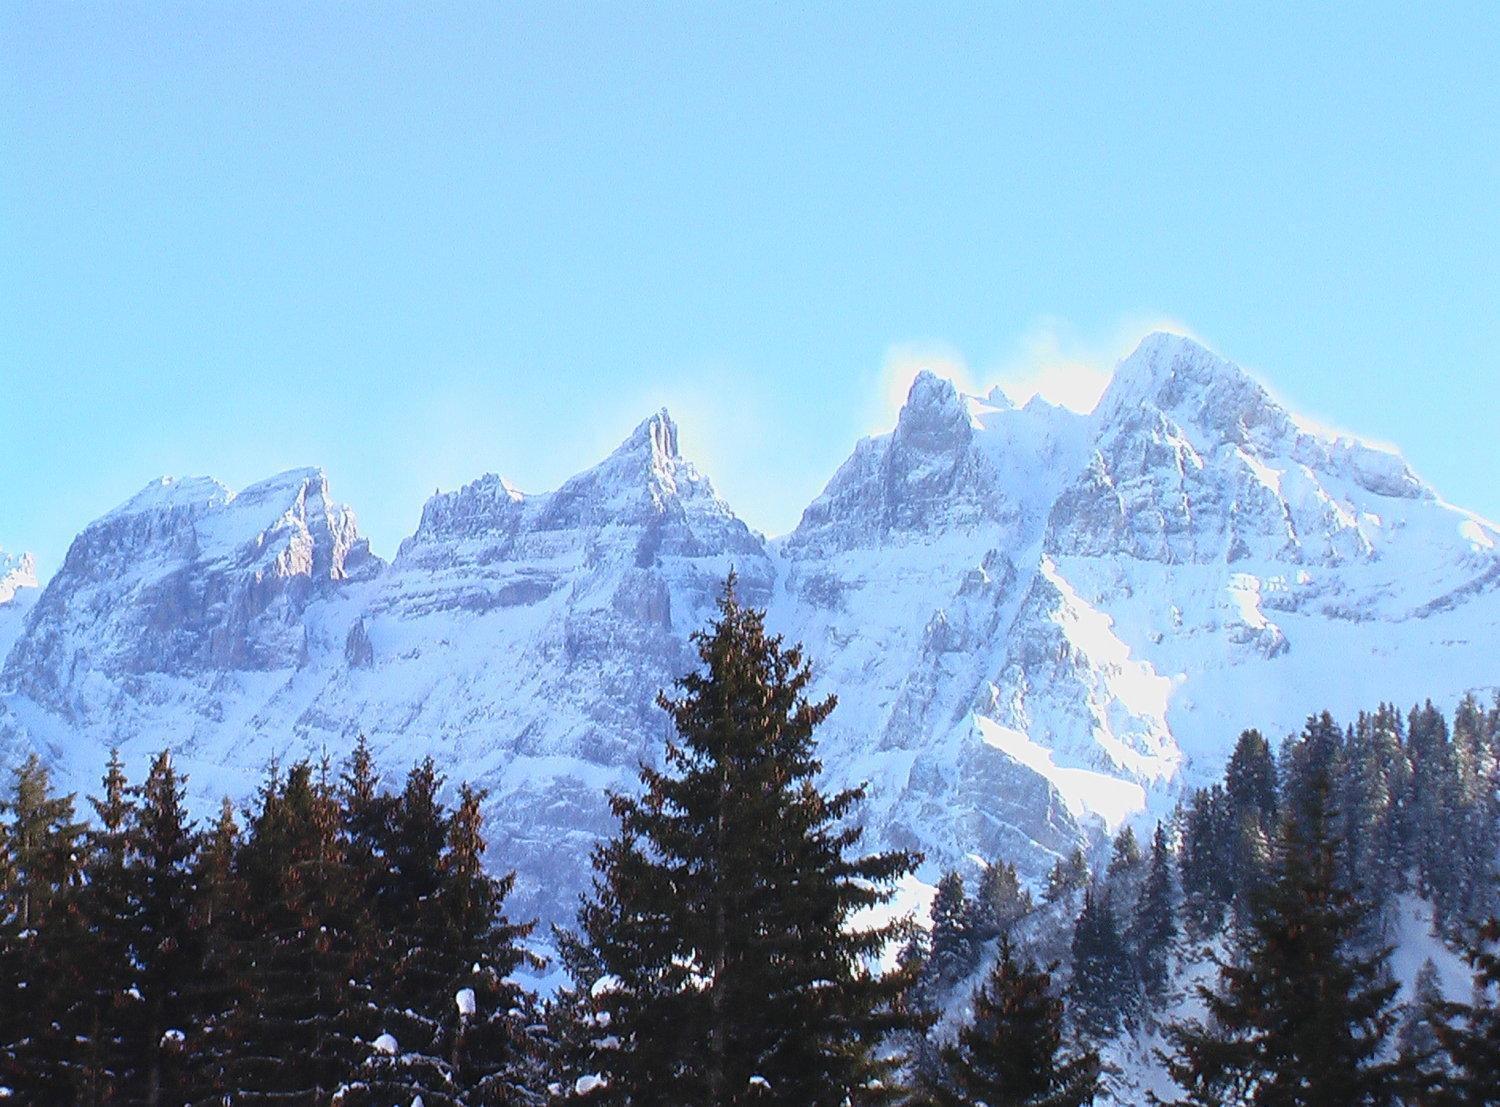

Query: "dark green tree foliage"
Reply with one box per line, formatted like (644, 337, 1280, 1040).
(921, 871, 981, 1000)
(222, 760, 377, 1102)
(1069, 889, 1134, 1039)
(187, 795, 247, 1101)
(1431, 916, 1500, 1104)
(1278, 711, 1343, 849)
(131, 751, 202, 1107)
(1338, 706, 1412, 906)
(349, 770, 540, 1105)
(1107, 826, 1141, 877)
(70, 749, 139, 1103)
(0, 754, 89, 1098)
(1448, 696, 1499, 924)
(1160, 746, 1410, 1106)
(1397, 958, 1446, 1092)
(935, 939, 1099, 1107)
(1126, 823, 1177, 1007)
(1178, 785, 1234, 936)
(1045, 848, 1090, 905)
(1224, 729, 1277, 912)
(567, 581, 920, 1105)
(0, 747, 539, 1104)
(1408, 701, 1462, 921)
(970, 858, 1032, 941)
(1224, 729, 1277, 828)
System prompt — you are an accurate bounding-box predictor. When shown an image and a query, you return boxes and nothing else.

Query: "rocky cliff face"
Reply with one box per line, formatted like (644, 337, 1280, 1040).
(2, 335, 1496, 932)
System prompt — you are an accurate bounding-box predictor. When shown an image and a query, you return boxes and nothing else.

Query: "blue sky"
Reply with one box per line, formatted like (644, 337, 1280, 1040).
(4, 3, 1497, 576)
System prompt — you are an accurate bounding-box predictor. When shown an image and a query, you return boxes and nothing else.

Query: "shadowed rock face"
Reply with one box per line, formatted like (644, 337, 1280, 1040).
(2, 335, 1497, 932)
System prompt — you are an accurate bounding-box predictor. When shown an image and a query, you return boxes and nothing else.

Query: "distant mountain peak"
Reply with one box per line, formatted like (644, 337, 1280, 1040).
(0, 549, 36, 605)
(1102, 332, 1270, 415)
(623, 408, 680, 463)
(893, 371, 974, 452)
(101, 475, 233, 524)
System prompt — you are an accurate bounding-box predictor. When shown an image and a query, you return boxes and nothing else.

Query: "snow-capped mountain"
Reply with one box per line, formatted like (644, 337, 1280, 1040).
(0, 549, 39, 674)
(2, 335, 1496, 930)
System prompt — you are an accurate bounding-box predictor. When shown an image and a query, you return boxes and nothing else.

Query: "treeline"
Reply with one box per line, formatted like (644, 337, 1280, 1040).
(2, 581, 1498, 1105)
(0, 743, 544, 1104)
(905, 695, 1500, 1104)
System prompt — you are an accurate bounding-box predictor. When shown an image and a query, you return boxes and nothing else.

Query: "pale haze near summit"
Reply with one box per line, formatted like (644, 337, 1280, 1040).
(3, 4, 1498, 579)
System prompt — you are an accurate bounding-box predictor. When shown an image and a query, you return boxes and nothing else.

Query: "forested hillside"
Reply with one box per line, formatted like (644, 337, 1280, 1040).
(2, 589, 1496, 1103)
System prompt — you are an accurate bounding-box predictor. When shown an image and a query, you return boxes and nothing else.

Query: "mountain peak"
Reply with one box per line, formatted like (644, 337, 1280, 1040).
(894, 371, 972, 452)
(1097, 332, 1281, 433)
(622, 409, 679, 462)
(0, 549, 37, 605)
(101, 475, 233, 524)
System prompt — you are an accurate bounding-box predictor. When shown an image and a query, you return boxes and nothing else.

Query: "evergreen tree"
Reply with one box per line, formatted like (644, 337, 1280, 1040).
(922, 871, 980, 1001)
(1159, 752, 1410, 1105)
(1397, 958, 1447, 1098)
(1178, 786, 1234, 936)
(566, 579, 920, 1105)
(1224, 729, 1277, 912)
(440, 784, 543, 1103)
(934, 938, 1099, 1107)
(185, 796, 246, 1103)
(1069, 889, 1134, 1039)
(70, 749, 140, 1103)
(1107, 826, 1141, 877)
(1224, 729, 1277, 828)
(0, 755, 88, 1097)
(340, 732, 396, 912)
(1432, 916, 1500, 1105)
(1449, 698, 1498, 924)
(223, 760, 375, 1101)
(1408, 701, 1461, 923)
(1340, 706, 1411, 907)
(130, 750, 202, 1107)
(970, 858, 1032, 941)
(349, 768, 540, 1106)
(1126, 823, 1177, 1007)
(1044, 848, 1089, 905)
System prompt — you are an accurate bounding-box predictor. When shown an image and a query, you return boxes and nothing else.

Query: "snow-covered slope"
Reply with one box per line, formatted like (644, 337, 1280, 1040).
(1, 335, 1495, 928)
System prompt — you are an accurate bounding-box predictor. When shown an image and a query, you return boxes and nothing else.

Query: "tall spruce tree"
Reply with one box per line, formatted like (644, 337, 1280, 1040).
(1159, 748, 1410, 1105)
(922, 871, 980, 1001)
(223, 760, 375, 1101)
(1127, 823, 1177, 1008)
(1397, 958, 1447, 1097)
(71, 749, 140, 1103)
(566, 578, 920, 1105)
(1108, 826, 1142, 877)
(934, 938, 1099, 1107)
(1178, 786, 1234, 936)
(348, 767, 540, 1106)
(1068, 888, 1134, 1039)
(186, 795, 246, 1102)
(1431, 916, 1500, 1105)
(439, 784, 543, 1103)
(0, 755, 88, 1097)
(130, 750, 202, 1107)
(970, 858, 1032, 941)
(1045, 849, 1090, 905)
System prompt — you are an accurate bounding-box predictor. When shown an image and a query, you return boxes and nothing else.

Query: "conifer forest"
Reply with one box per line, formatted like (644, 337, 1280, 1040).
(2, 589, 1497, 1105)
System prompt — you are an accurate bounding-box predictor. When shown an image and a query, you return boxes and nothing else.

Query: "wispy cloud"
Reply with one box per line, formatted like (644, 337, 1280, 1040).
(871, 315, 1201, 430)
(869, 341, 980, 431)
(991, 315, 1199, 413)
